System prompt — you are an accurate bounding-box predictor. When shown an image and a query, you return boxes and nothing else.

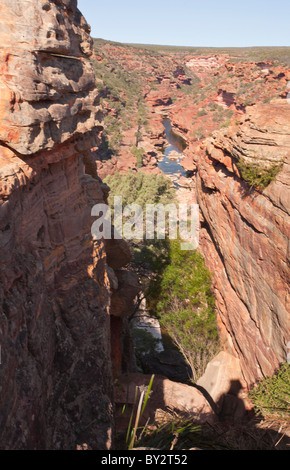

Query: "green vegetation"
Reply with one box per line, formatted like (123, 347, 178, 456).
(197, 108, 208, 117)
(91, 44, 147, 155)
(249, 363, 290, 420)
(212, 107, 234, 126)
(130, 146, 145, 168)
(104, 171, 174, 270)
(132, 408, 290, 450)
(130, 327, 160, 358)
(147, 239, 219, 382)
(92, 56, 143, 104)
(236, 160, 283, 190)
(96, 40, 290, 450)
(93, 39, 288, 163)
(104, 171, 219, 381)
(104, 171, 175, 210)
(220, 118, 232, 128)
(190, 127, 205, 141)
(92, 41, 155, 157)
(124, 374, 155, 450)
(102, 114, 124, 154)
(137, 413, 203, 450)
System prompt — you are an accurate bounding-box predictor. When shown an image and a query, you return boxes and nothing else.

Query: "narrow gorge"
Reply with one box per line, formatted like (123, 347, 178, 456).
(0, 0, 289, 451)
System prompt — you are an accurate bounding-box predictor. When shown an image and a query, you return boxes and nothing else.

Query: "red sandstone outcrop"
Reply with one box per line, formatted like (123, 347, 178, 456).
(2, 5, 289, 450)
(149, 55, 290, 388)
(0, 0, 99, 155)
(0, 0, 138, 450)
(197, 351, 251, 421)
(145, 89, 173, 108)
(195, 101, 290, 386)
(184, 55, 226, 79)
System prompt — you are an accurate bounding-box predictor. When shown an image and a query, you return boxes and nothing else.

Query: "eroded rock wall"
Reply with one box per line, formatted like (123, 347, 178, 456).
(0, 0, 118, 450)
(195, 102, 290, 386)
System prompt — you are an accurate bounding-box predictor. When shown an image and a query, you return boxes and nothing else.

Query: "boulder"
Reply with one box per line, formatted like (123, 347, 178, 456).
(110, 270, 140, 318)
(115, 372, 217, 431)
(197, 351, 243, 398)
(140, 349, 193, 384)
(197, 351, 250, 421)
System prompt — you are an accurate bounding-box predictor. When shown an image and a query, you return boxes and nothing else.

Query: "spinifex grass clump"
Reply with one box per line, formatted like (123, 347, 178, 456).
(249, 363, 290, 421)
(138, 412, 203, 450)
(236, 160, 283, 191)
(125, 374, 155, 450)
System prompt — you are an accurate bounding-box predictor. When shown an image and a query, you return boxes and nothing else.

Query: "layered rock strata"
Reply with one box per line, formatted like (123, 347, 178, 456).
(195, 101, 290, 386)
(0, 0, 137, 450)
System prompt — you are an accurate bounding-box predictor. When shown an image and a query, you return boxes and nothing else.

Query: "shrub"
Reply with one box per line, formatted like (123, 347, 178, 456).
(147, 239, 219, 381)
(197, 108, 208, 117)
(249, 363, 290, 420)
(131, 327, 161, 358)
(104, 171, 175, 210)
(236, 160, 283, 190)
(220, 118, 231, 128)
(191, 127, 205, 141)
(105, 172, 219, 381)
(130, 146, 144, 168)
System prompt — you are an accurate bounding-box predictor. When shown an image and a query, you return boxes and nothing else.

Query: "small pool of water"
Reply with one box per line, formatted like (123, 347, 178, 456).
(158, 118, 187, 187)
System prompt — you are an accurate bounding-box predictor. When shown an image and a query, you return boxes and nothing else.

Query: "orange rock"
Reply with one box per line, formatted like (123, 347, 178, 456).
(0, 0, 133, 451)
(196, 102, 290, 386)
(115, 372, 217, 430)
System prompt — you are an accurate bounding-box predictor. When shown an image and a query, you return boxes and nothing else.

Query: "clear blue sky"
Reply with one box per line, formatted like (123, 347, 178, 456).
(77, 0, 290, 47)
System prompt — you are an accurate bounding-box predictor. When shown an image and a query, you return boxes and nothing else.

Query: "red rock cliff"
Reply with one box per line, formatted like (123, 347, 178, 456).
(195, 101, 290, 386)
(0, 0, 132, 450)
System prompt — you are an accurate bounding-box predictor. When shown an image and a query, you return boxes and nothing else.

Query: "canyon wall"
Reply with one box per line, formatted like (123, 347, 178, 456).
(133, 50, 290, 388)
(0, 0, 134, 449)
(0, 0, 289, 450)
(190, 101, 290, 386)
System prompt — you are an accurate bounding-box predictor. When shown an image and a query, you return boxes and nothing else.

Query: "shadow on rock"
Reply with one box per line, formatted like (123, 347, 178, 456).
(140, 349, 193, 384)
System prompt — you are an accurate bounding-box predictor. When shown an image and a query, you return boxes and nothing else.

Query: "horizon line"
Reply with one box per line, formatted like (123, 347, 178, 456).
(93, 38, 290, 49)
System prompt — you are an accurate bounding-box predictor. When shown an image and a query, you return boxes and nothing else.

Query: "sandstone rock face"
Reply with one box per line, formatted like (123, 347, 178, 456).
(195, 101, 290, 386)
(0, 0, 99, 155)
(0, 0, 123, 450)
(0, 147, 115, 450)
(209, 101, 290, 170)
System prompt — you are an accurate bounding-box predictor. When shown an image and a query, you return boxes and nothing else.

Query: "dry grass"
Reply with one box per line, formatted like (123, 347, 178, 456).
(132, 410, 290, 450)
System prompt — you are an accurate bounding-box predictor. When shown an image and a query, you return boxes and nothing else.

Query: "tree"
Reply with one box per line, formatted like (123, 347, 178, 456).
(149, 239, 220, 382)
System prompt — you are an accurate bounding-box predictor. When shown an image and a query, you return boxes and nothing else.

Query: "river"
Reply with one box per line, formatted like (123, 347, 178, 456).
(130, 118, 193, 371)
(158, 118, 187, 187)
